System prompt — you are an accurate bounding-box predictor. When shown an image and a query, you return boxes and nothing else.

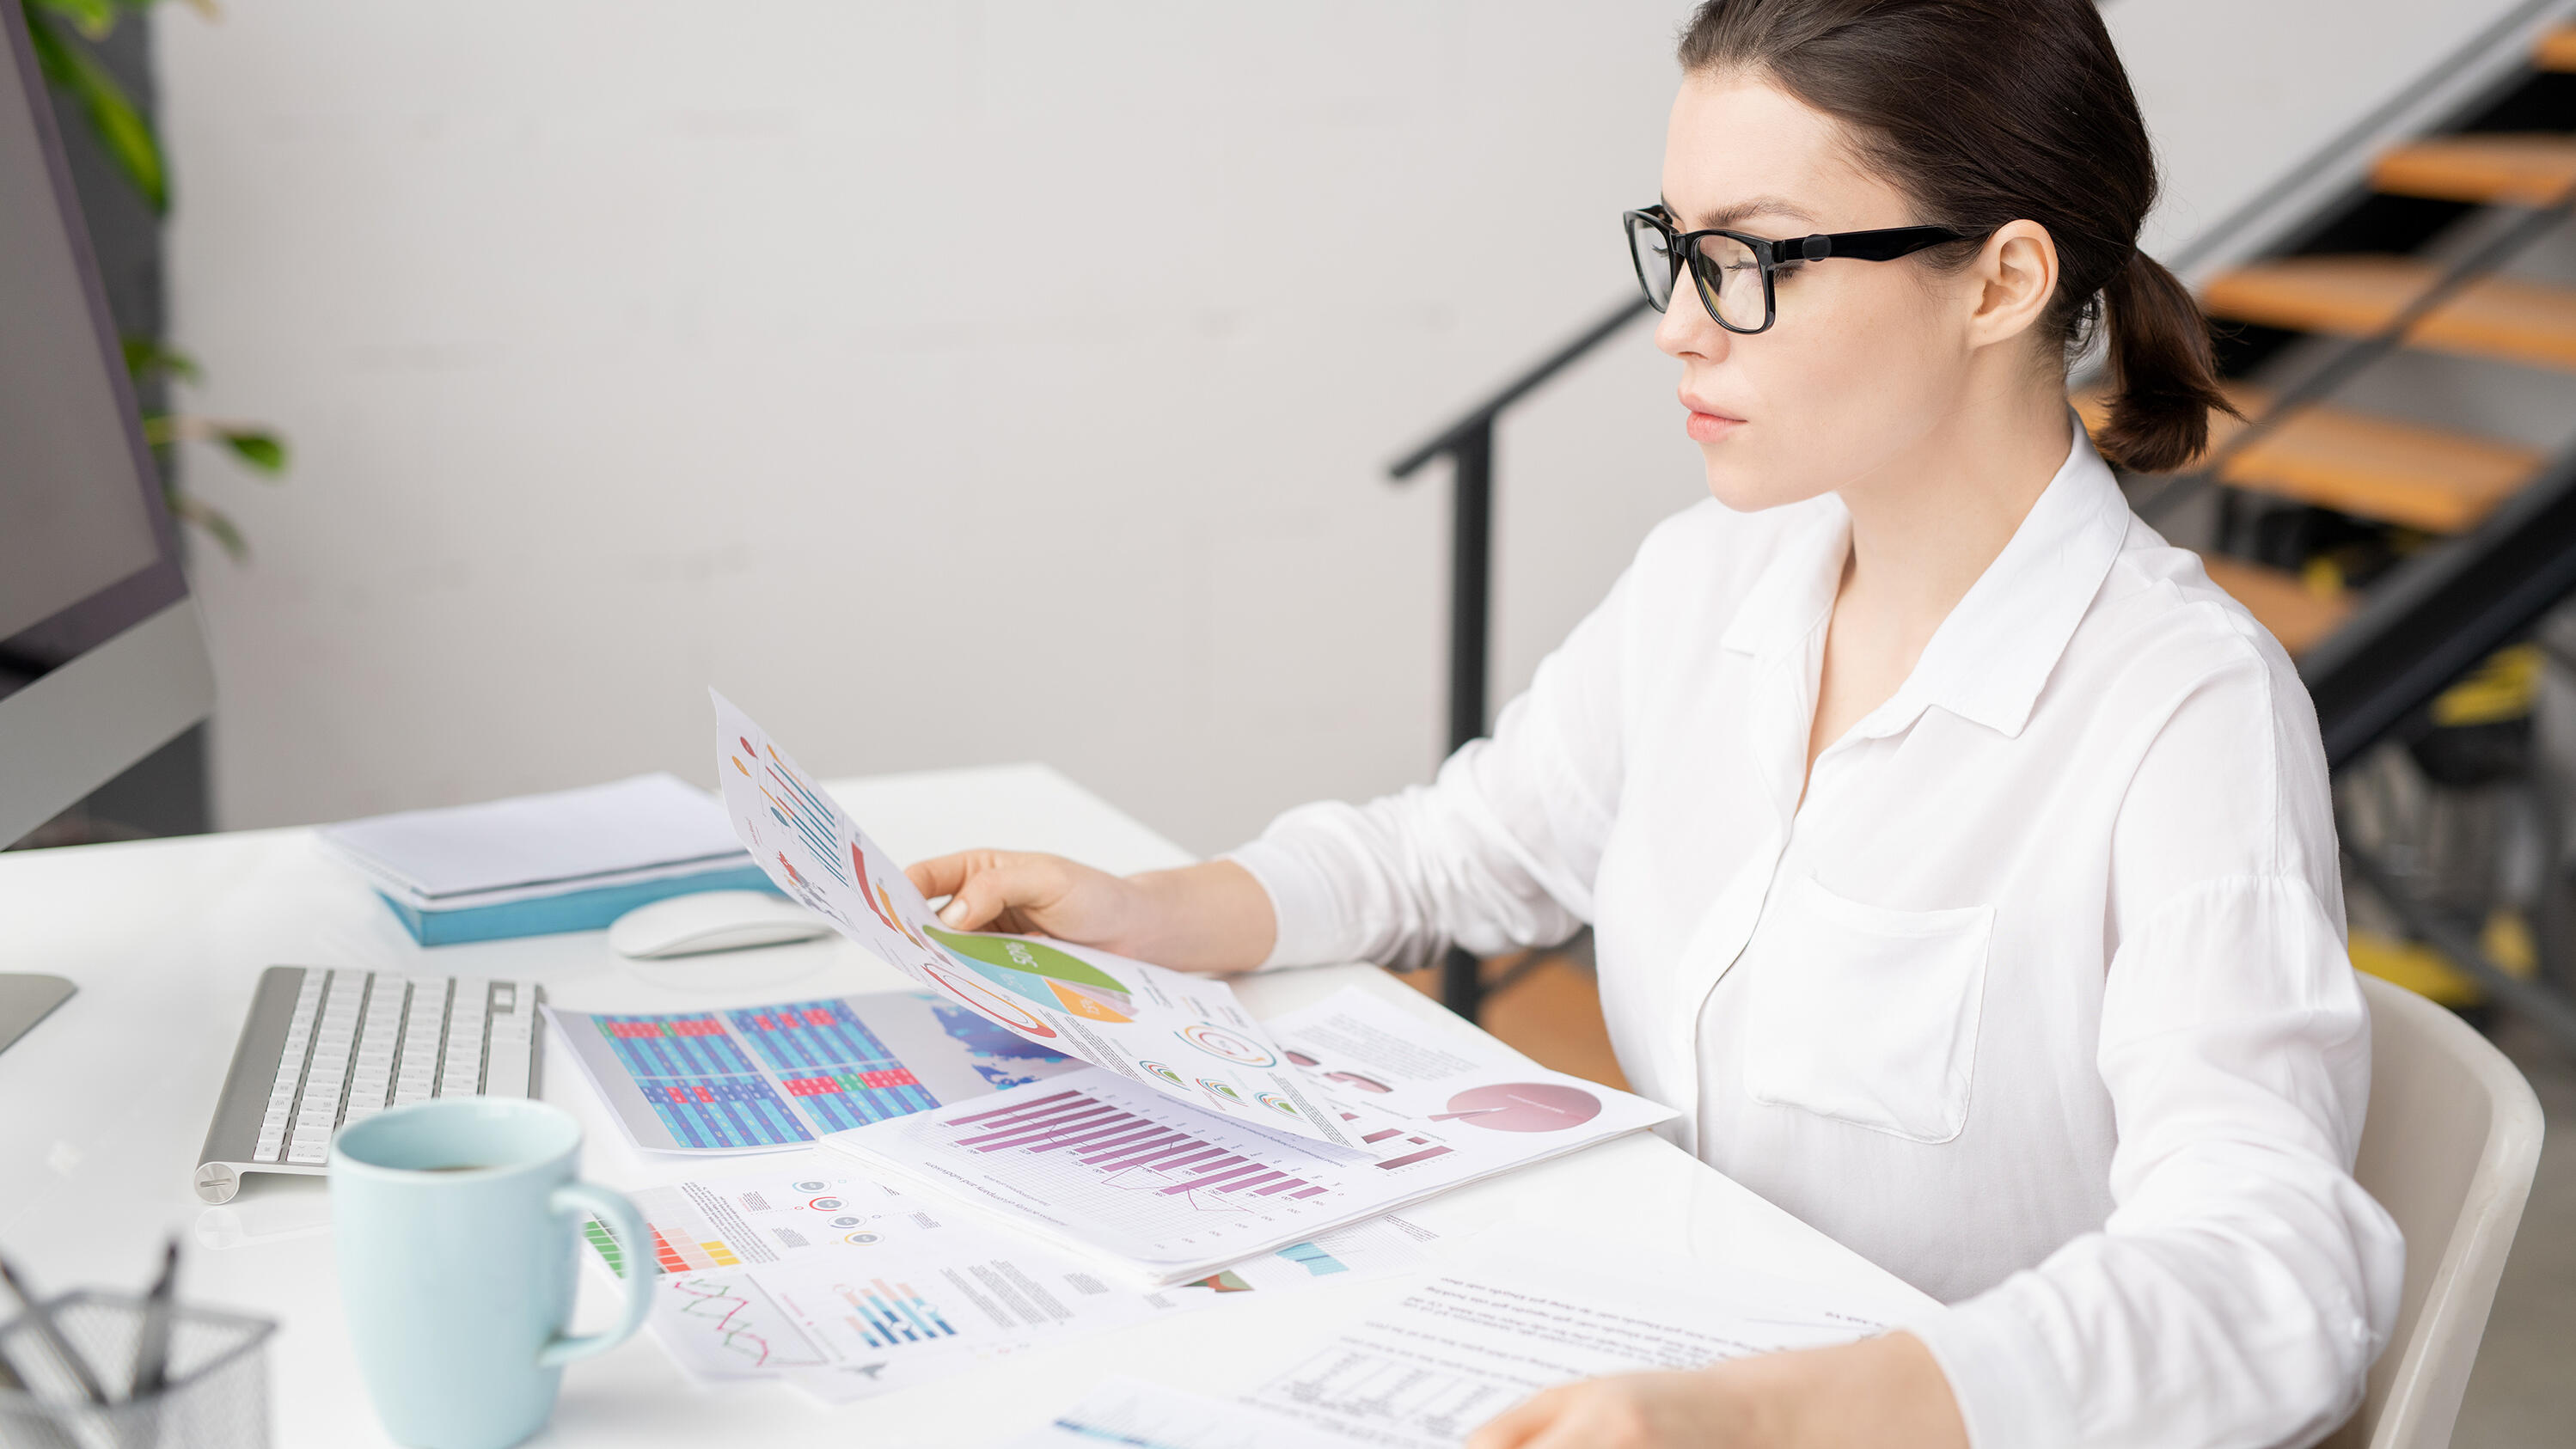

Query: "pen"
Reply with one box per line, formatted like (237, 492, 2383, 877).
(0, 1253, 108, 1406)
(127, 1240, 179, 1402)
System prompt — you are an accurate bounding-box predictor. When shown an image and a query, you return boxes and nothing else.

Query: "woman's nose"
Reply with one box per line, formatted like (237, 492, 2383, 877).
(1654, 291, 1729, 362)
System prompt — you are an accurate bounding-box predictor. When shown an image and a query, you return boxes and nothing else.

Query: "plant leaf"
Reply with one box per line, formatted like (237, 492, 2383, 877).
(163, 484, 248, 563)
(24, 7, 167, 212)
(30, 0, 117, 42)
(218, 429, 286, 474)
(122, 335, 202, 384)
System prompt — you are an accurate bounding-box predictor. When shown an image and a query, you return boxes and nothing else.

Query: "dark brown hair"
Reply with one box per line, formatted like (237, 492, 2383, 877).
(1678, 0, 2231, 473)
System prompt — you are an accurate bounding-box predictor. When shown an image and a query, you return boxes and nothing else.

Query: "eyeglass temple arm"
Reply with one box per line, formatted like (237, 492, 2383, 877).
(1783, 226, 1965, 263)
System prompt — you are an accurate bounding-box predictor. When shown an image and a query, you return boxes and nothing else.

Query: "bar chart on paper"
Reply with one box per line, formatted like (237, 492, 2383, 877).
(939, 1085, 1355, 1232)
(841, 1278, 961, 1349)
(832, 999, 1680, 1282)
(850, 1076, 1486, 1277)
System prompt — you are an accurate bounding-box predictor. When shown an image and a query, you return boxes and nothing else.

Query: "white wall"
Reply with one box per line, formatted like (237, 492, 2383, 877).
(157, 1, 1705, 852)
(156, 0, 2563, 853)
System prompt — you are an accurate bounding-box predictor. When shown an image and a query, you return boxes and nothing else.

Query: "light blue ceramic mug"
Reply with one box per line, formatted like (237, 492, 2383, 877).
(329, 1098, 652, 1449)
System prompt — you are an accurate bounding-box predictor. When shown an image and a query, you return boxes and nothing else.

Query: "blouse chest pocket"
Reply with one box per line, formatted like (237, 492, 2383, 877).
(1741, 875, 1995, 1144)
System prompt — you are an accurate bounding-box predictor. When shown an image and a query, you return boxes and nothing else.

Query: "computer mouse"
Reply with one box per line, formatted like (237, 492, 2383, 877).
(607, 891, 832, 959)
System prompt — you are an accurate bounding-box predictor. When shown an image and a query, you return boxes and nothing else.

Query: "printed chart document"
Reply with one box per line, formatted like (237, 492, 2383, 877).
(823, 989, 1676, 1285)
(547, 989, 1083, 1152)
(580, 1156, 1436, 1405)
(1005, 1378, 1342, 1449)
(713, 693, 1354, 1151)
(1245, 1250, 1922, 1447)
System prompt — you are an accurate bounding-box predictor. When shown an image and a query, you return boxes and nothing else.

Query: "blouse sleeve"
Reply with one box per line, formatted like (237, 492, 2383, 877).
(1906, 647, 2406, 1448)
(1220, 561, 1636, 974)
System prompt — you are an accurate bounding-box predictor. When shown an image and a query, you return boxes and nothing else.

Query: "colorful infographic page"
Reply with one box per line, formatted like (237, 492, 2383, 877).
(712, 691, 1354, 1151)
(548, 989, 1085, 1153)
(826, 990, 1678, 1285)
(580, 1158, 1434, 1405)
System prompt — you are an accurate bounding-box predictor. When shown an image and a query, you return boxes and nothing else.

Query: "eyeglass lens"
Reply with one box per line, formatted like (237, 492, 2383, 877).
(1627, 217, 1677, 311)
(1627, 216, 1771, 332)
(1692, 233, 1765, 331)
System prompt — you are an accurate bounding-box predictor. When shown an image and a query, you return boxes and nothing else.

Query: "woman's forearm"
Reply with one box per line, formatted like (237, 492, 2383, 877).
(1117, 859, 1278, 975)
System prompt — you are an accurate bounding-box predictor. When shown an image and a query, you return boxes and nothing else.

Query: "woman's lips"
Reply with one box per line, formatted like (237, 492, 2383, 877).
(1684, 406, 1744, 443)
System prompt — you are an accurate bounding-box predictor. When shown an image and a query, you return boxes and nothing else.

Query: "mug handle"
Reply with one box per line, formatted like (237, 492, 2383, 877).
(540, 1182, 656, 1367)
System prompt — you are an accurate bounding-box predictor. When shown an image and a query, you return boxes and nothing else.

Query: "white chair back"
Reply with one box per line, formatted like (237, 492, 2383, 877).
(2324, 972, 2545, 1448)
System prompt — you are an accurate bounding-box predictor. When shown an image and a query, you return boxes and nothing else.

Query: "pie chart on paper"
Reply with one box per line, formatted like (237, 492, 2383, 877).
(1429, 1082, 1603, 1132)
(925, 926, 1138, 1024)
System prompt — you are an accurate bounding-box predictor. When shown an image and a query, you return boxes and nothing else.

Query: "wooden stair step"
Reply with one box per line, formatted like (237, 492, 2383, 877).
(2199, 555, 2353, 656)
(2203, 255, 2576, 370)
(2539, 23, 2576, 72)
(2077, 385, 2541, 533)
(2371, 133, 2576, 205)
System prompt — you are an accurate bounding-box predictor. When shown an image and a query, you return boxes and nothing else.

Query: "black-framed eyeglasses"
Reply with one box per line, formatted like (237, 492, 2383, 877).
(1624, 205, 1975, 334)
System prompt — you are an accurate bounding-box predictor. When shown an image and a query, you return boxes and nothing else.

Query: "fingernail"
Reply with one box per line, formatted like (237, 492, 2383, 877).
(939, 901, 967, 926)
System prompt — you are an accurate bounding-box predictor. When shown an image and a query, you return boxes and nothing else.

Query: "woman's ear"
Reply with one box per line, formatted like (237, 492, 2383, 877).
(1966, 219, 2059, 348)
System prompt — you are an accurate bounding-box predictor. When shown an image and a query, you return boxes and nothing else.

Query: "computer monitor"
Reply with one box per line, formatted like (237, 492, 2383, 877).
(0, 4, 216, 1045)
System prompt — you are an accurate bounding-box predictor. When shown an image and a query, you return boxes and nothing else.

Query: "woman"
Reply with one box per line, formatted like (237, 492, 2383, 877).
(912, 1, 2403, 1444)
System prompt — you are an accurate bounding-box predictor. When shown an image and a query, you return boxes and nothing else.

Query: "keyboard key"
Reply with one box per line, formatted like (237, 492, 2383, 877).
(485, 1036, 531, 1098)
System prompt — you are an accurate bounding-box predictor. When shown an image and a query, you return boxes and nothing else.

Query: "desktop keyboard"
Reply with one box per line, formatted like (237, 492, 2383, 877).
(193, 966, 543, 1203)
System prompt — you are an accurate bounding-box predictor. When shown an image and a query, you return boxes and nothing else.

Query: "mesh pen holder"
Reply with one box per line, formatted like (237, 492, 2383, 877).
(0, 1292, 274, 1449)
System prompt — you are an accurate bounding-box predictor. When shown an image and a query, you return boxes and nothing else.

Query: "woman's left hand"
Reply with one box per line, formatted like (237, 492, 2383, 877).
(1465, 1332, 1968, 1449)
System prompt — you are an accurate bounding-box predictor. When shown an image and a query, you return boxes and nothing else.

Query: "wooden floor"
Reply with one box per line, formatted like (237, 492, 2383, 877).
(1401, 945, 1631, 1091)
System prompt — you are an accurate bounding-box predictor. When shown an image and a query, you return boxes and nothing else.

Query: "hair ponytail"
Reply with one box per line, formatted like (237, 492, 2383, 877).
(2097, 248, 2238, 474)
(1679, 0, 2230, 473)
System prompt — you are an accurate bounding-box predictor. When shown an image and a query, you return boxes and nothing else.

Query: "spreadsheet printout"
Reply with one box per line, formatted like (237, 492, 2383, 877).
(547, 989, 1084, 1152)
(713, 693, 1356, 1151)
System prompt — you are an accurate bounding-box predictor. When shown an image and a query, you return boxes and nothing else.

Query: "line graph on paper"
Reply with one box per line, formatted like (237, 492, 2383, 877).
(666, 1275, 829, 1370)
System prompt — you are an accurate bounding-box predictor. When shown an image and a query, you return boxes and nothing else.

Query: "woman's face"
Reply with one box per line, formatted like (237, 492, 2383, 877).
(1655, 71, 1992, 511)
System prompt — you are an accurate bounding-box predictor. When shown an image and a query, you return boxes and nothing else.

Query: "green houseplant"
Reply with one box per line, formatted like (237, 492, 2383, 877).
(21, 0, 285, 559)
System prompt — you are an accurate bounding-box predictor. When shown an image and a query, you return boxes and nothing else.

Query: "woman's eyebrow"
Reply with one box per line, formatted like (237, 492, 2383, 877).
(1673, 193, 1818, 230)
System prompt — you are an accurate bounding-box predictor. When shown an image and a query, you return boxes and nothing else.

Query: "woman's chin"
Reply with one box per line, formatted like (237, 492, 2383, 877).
(1702, 462, 1819, 515)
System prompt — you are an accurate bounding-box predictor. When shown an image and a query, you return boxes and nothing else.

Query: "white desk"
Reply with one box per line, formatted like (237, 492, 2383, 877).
(0, 762, 1928, 1446)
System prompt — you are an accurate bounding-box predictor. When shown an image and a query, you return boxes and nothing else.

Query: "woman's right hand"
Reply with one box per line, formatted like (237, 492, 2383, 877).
(904, 853, 1278, 975)
(907, 850, 1139, 944)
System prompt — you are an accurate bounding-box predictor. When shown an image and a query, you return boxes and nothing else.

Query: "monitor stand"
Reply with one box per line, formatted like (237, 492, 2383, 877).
(0, 975, 74, 1056)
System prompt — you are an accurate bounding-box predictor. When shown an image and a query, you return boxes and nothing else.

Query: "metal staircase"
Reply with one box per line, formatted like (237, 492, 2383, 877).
(2128, 23, 2576, 1048)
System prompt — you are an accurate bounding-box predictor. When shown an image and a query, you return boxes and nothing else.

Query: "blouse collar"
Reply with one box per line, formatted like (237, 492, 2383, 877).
(1716, 419, 2132, 742)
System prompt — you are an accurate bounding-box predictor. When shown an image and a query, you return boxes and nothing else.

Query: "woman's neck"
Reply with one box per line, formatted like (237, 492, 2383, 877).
(1799, 373, 2077, 785)
(1834, 376, 2074, 635)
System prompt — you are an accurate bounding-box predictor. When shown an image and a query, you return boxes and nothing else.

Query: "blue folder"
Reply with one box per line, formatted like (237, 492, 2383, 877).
(375, 865, 784, 946)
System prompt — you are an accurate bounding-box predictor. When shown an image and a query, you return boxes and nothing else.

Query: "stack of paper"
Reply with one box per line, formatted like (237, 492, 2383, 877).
(320, 773, 778, 945)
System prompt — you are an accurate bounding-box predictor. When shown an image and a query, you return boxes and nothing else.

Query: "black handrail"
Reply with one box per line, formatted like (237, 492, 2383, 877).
(1386, 294, 1653, 1022)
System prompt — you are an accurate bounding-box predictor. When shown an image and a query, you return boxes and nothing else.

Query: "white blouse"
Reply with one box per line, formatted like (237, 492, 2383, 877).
(1227, 426, 2405, 1449)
